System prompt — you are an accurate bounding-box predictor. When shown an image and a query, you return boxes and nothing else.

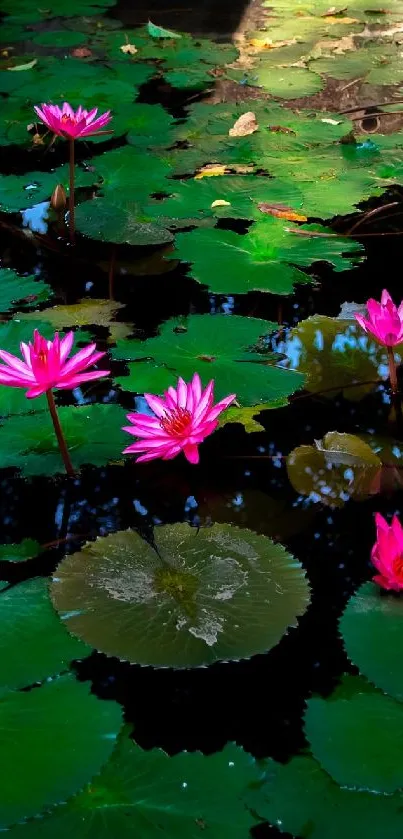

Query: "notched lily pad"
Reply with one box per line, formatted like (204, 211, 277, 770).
(51, 523, 310, 667)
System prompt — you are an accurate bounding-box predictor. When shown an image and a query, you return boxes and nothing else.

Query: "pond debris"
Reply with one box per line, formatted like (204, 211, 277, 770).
(228, 111, 259, 137)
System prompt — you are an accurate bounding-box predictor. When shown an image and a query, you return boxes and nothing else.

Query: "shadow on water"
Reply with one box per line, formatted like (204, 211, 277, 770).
(113, 0, 252, 39)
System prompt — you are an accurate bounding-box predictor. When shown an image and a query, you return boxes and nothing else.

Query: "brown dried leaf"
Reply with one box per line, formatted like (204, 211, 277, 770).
(71, 47, 92, 58)
(194, 164, 227, 179)
(258, 203, 308, 222)
(229, 112, 259, 137)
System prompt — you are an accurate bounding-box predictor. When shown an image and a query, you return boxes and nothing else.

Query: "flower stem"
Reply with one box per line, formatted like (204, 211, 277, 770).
(388, 346, 398, 394)
(68, 138, 75, 245)
(46, 389, 75, 477)
(108, 245, 116, 300)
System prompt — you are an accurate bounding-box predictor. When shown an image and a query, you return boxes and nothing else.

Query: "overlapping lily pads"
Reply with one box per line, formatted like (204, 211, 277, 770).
(0, 577, 90, 690)
(246, 754, 403, 839)
(113, 314, 304, 406)
(340, 582, 403, 701)
(0, 673, 122, 828)
(6, 732, 259, 839)
(51, 523, 310, 667)
(304, 675, 403, 794)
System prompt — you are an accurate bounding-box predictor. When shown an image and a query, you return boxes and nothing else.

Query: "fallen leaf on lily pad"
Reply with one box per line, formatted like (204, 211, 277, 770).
(71, 47, 92, 58)
(147, 20, 182, 39)
(20, 299, 125, 328)
(8, 58, 37, 71)
(258, 203, 308, 222)
(219, 402, 286, 432)
(229, 112, 259, 137)
(120, 42, 137, 55)
(194, 164, 227, 179)
(322, 15, 359, 23)
(211, 199, 231, 208)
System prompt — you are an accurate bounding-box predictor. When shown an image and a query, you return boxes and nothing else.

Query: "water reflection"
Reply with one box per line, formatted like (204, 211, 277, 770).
(21, 201, 50, 234)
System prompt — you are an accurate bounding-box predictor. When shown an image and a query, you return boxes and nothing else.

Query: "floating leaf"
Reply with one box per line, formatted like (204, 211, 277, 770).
(258, 203, 308, 221)
(0, 165, 96, 213)
(287, 432, 381, 508)
(20, 298, 124, 328)
(251, 65, 324, 97)
(0, 538, 40, 563)
(51, 524, 310, 667)
(6, 734, 259, 839)
(8, 57, 37, 71)
(246, 754, 403, 839)
(304, 675, 403, 794)
(112, 314, 304, 406)
(75, 198, 174, 246)
(94, 146, 172, 198)
(0, 404, 126, 476)
(0, 577, 90, 691)
(147, 20, 182, 39)
(340, 581, 403, 701)
(0, 673, 122, 828)
(170, 221, 362, 296)
(32, 30, 87, 47)
(218, 403, 273, 432)
(0, 268, 52, 313)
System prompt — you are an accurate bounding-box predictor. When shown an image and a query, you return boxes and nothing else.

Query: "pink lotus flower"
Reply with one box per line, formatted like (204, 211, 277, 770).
(371, 512, 403, 591)
(0, 329, 109, 398)
(34, 102, 112, 139)
(355, 290, 403, 347)
(123, 373, 236, 464)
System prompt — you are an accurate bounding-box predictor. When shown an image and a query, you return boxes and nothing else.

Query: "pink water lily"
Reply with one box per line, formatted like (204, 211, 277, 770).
(355, 290, 403, 348)
(371, 512, 403, 591)
(123, 373, 236, 464)
(34, 102, 112, 140)
(0, 329, 109, 398)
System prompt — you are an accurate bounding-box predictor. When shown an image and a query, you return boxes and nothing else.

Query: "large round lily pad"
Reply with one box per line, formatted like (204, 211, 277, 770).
(304, 675, 403, 793)
(75, 198, 174, 246)
(0, 577, 90, 691)
(340, 582, 403, 701)
(0, 673, 122, 828)
(246, 754, 403, 839)
(51, 524, 310, 668)
(5, 733, 259, 839)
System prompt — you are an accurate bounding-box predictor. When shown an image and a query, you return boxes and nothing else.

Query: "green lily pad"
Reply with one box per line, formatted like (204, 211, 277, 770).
(147, 20, 182, 38)
(0, 673, 122, 828)
(94, 146, 172, 199)
(75, 198, 174, 246)
(2, 0, 116, 20)
(252, 65, 324, 98)
(286, 432, 381, 508)
(0, 577, 90, 691)
(6, 733, 259, 839)
(0, 538, 40, 563)
(31, 30, 87, 47)
(282, 315, 393, 400)
(246, 754, 403, 839)
(304, 675, 403, 793)
(171, 221, 363, 295)
(51, 523, 310, 667)
(146, 176, 304, 221)
(0, 164, 96, 213)
(340, 582, 403, 701)
(119, 103, 174, 148)
(0, 268, 52, 312)
(115, 362, 178, 394)
(0, 404, 126, 476)
(112, 314, 304, 406)
(20, 298, 124, 328)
